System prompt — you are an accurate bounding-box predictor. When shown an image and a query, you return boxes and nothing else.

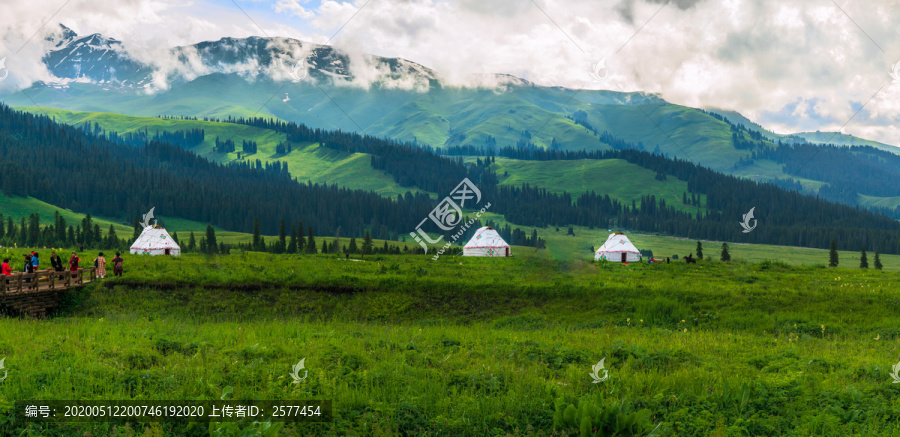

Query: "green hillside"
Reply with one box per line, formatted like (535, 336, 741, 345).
(19, 107, 424, 198)
(483, 157, 707, 215)
(794, 130, 899, 153)
(9, 80, 761, 172)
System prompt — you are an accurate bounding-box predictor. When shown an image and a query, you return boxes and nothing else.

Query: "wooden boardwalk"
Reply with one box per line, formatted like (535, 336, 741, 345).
(0, 268, 98, 317)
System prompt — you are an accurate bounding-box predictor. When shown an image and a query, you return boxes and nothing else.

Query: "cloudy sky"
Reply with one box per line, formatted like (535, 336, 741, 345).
(3, 0, 900, 144)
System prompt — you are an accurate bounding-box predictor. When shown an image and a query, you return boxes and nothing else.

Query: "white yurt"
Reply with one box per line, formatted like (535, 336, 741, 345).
(130, 225, 182, 256)
(463, 226, 511, 257)
(594, 232, 641, 262)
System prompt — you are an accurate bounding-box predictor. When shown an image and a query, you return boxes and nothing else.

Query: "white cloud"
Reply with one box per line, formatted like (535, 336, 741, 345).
(4, 0, 900, 145)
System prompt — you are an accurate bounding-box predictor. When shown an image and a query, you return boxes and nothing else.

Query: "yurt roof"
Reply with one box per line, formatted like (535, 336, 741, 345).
(464, 226, 510, 248)
(595, 232, 640, 254)
(130, 226, 182, 250)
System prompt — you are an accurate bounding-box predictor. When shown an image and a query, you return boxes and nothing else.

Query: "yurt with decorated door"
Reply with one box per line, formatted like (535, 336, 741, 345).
(463, 226, 511, 257)
(594, 232, 641, 262)
(130, 225, 182, 256)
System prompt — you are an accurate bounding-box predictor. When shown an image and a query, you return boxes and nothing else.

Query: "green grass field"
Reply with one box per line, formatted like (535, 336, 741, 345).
(0, 253, 898, 436)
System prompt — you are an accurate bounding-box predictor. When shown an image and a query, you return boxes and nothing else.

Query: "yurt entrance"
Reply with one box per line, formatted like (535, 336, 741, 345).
(621, 253, 626, 262)
(165, 249, 171, 255)
(505, 247, 510, 257)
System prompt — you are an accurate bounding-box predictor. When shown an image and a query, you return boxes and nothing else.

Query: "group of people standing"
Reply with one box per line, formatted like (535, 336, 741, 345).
(1, 251, 124, 284)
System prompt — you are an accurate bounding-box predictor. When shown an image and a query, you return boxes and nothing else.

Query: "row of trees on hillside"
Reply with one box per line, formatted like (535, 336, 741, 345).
(8, 104, 900, 256)
(0, 212, 127, 250)
(0, 105, 438, 240)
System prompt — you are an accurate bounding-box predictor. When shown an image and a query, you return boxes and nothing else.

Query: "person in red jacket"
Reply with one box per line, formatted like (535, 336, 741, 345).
(1, 258, 10, 289)
(69, 252, 81, 280)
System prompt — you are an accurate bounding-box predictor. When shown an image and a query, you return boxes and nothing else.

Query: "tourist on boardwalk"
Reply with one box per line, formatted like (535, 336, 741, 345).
(50, 252, 64, 272)
(112, 253, 124, 277)
(31, 252, 39, 271)
(1, 258, 11, 282)
(69, 252, 80, 278)
(24, 254, 34, 289)
(94, 252, 107, 279)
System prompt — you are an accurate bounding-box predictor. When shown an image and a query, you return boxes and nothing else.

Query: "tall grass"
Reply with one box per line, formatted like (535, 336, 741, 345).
(0, 252, 898, 436)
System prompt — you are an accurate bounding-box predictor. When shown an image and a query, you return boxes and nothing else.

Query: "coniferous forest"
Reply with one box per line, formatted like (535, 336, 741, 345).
(3, 105, 900, 254)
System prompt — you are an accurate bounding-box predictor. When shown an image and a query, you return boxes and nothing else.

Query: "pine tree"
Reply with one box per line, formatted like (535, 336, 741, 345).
(297, 222, 305, 252)
(333, 226, 341, 257)
(205, 225, 217, 254)
(27, 213, 40, 246)
(306, 226, 316, 254)
(276, 220, 287, 254)
(133, 216, 141, 238)
(829, 239, 839, 267)
(287, 224, 298, 254)
(172, 231, 179, 246)
(362, 230, 373, 256)
(252, 218, 262, 251)
(696, 241, 703, 260)
(874, 252, 883, 270)
(54, 212, 66, 244)
(188, 231, 197, 252)
(720, 242, 731, 262)
(93, 224, 102, 249)
(348, 237, 358, 254)
(19, 217, 26, 246)
(321, 239, 328, 254)
(859, 248, 868, 269)
(106, 224, 118, 248)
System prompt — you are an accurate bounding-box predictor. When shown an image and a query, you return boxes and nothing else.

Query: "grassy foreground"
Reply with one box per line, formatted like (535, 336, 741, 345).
(0, 253, 899, 436)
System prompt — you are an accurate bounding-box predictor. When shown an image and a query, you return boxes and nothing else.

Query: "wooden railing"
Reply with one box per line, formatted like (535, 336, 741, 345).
(0, 267, 97, 295)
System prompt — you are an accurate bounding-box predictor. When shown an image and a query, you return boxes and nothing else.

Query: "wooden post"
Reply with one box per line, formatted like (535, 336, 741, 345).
(15, 274, 22, 294)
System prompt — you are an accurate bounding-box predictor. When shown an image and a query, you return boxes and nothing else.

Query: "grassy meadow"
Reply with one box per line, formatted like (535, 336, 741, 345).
(0, 252, 899, 436)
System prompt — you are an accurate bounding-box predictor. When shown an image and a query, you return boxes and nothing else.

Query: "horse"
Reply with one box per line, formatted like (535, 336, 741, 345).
(684, 253, 697, 264)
